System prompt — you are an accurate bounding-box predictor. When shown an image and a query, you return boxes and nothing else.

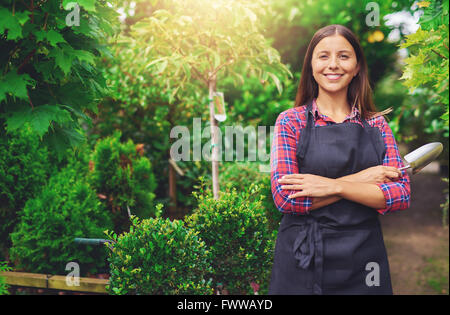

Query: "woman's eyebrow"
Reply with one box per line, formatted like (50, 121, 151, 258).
(317, 50, 352, 54)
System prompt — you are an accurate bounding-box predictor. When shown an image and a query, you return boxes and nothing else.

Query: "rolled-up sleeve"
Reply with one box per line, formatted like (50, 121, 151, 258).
(374, 116, 411, 215)
(270, 110, 312, 214)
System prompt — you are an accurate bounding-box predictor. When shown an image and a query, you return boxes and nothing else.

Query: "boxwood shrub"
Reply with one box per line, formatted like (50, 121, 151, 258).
(214, 161, 282, 233)
(185, 180, 275, 294)
(106, 214, 213, 295)
(89, 131, 157, 232)
(0, 126, 51, 257)
(9, 167, 113, 276)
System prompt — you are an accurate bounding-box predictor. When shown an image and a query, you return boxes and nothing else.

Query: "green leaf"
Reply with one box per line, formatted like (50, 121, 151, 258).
(75, 50, 95, 65)
(35, 30, 67, 47)
(0, 72, 35, 103)
(47, 30, 67, 47)
(400, 28, 429, 48)
(49, 47, 75, 75)
(267, 72, 282, 95)
(156, 59, 168, 74)
(6, 105, 73, 138)
(0, 8, 22, 40)
(14, 11, 30, 25)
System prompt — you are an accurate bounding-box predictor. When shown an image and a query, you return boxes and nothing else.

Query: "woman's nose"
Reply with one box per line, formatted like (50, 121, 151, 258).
(327, 56, 339, 69)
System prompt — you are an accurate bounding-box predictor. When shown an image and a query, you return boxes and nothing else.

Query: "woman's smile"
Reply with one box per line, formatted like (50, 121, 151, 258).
(323, 73, 344, 80)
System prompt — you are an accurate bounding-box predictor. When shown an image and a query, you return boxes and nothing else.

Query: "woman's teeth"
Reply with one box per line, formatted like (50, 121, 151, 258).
(325, 74, 343, 80)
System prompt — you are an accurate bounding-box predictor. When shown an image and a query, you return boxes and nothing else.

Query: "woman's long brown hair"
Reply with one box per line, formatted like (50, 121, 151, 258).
(294, 24, 392, 120)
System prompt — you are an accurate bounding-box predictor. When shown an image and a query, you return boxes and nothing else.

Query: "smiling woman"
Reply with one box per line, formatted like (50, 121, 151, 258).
(269, 24, 411, 295)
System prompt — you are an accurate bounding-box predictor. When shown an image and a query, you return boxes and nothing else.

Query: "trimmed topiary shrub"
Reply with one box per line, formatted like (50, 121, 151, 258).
(106, 213, 214, 295)
(185, 180, 275, 294)
(89, 131, 157, 232)
(9, 167, 113, 276)
(215, 161, 282, 233)
(0, 126, 51, 257)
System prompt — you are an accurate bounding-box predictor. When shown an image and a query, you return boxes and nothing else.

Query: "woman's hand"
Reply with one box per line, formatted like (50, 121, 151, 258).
(278, 174, 340, 198)
(349, 165, 402, 184)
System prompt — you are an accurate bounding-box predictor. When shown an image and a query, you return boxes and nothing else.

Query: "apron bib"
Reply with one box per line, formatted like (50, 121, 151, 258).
(269, 99, 393, 295)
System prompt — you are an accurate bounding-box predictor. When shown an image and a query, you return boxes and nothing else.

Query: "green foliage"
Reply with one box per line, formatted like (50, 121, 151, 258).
(0, 0, 118, 154)
(396, 0, 449, 228)
(398, 0, 449, 136)
(10, 167, 113, 275)
(213, 162, 281, 234)
(91, 0, 293, 215)
(222, 72, 297, 128)
(89, 131, 157, 232)
(90, 42, 209, 213)
(106, 215, 214, 295)
(185, 180, 275, 294)
(0, 125, 51, 253)
(0, 261, 11, 295)
(127, 0, 292, 99)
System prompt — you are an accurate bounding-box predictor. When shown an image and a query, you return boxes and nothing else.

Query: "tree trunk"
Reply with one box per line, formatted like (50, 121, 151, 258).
(168, 162, 177, 218)
(208, 74, 220, 199)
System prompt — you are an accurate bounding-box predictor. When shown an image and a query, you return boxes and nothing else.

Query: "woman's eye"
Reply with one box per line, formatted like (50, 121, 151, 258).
(319, 55, 349, 59)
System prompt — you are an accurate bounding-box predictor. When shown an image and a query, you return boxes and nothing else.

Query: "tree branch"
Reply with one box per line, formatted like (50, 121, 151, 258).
(212, 59, 235, 77)
(30, 0, 34, 24)
(27, 89, 34, 110)
(17, 48, 37, 73)
(431, 48, 448, 60)
(165, 40, 209, 87)
(20, 0, 31, 10)
(43, 12, 48, 30)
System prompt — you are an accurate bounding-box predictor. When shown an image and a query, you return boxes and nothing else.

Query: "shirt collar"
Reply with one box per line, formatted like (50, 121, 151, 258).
(311, 98, 360, 121)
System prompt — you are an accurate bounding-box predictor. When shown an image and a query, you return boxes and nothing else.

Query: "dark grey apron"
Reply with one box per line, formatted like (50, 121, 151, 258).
(268, 99, 393, 295)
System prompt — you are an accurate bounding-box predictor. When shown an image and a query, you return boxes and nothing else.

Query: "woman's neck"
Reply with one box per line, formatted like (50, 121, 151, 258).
(315, 92, 351, 117)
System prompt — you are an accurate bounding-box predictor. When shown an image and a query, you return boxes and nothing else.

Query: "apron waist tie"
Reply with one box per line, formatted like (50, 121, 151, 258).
(292, 218, 324, 295)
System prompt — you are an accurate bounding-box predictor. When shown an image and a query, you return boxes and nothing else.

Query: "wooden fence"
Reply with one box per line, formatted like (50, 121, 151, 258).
(1, 271, 108, 294)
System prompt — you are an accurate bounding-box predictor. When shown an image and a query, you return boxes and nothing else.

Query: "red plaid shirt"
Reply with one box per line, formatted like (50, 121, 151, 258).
(270, 98, 411, 215)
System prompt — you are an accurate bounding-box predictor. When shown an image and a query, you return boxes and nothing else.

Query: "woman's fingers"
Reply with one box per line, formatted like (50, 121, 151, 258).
(278, 178, 303, 184)
(280, 174, 305, 179)
(288, 191, 307, 198)
(280, 184, 303, 190)
(385, 166, 402, 177)
(386, 171, 399, 179)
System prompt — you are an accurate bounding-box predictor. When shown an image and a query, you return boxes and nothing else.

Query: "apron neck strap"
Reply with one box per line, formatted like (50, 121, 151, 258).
(298, 99, 314, 160)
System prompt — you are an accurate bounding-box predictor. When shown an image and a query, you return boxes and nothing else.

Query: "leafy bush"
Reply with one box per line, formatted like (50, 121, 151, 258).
(398, 0, 449, 132)
(10, 167, 113, 276)
(0, 126, 51, 255)
(0, 261, 11, 295)
(218, 162, 282, 234)
(0, 0, 118, 152)
(106, 213, 214, 295)
(89, 131, 157, 232)
(91, 42, 210, 215)
(221, 72, 297, 128)
(185, 180, 275, 294)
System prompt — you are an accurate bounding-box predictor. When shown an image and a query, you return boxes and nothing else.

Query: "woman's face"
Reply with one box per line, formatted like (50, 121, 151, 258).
(311, 34, 360, 94)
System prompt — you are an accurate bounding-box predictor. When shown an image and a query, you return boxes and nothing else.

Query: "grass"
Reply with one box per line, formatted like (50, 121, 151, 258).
(418, 237, 449, 295)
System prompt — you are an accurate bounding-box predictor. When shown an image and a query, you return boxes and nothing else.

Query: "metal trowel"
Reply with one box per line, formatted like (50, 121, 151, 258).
(398, 142, 444, 174)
